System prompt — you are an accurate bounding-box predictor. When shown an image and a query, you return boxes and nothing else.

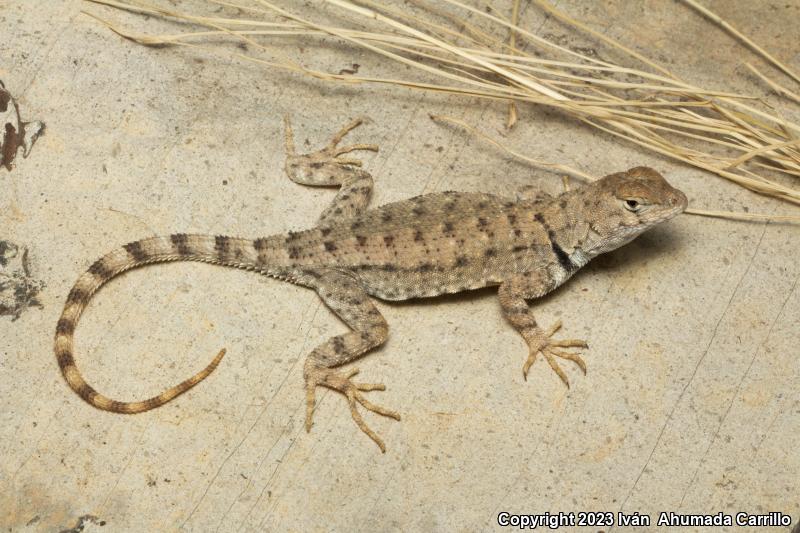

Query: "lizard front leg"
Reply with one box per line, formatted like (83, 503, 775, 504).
(498, 275, 588, 387)
(283, 116, 378, 226)
(303, 268, 399, 452)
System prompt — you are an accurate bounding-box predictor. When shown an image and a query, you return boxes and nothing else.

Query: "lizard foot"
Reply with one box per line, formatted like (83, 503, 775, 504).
(304, 362, 400, 453)
(284, 116, 378, 184)
(522, 320, 588, 387)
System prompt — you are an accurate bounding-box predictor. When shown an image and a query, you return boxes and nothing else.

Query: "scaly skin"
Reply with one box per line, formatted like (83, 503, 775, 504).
(55, 117, 687, 452)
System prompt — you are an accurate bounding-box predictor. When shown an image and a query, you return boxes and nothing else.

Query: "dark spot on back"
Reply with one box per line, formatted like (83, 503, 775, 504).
(356, 235, 368, 247)
(383, 235, 394, 247)
(414, 230, 424, 242)
(324, 241, 337, 252)
(454, 255, 468, 267)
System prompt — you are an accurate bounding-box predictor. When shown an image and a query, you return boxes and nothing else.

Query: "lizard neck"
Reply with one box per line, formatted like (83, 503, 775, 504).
(557, 187, 638, 259)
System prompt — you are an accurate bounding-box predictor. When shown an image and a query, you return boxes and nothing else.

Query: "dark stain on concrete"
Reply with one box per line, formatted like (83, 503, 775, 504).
(0, 79, 45, 171)
(58, 514, 107, 533)
(0, 240, 44, 320)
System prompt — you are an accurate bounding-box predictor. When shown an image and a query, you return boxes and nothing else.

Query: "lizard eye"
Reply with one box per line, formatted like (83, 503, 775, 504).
(624, 199, 641, 212)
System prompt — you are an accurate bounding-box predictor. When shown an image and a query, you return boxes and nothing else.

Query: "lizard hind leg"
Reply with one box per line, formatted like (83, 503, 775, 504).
(303, 269, 400, 452)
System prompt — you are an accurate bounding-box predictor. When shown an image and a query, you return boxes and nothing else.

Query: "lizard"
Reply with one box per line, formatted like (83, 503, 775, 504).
(55, 117, 688, 452)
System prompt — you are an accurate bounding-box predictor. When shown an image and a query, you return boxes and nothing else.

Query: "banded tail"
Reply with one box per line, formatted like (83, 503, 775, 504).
(55, 233, 286, 413)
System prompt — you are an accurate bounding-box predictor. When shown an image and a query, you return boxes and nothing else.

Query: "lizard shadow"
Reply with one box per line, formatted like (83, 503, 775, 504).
(583, 223, 685, 275)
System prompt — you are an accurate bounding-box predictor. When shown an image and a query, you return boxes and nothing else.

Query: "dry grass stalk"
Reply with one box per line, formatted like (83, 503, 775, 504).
(680, 0, 800, 86)
(745, 63, 800, 106)
(84, 0, 800, 223)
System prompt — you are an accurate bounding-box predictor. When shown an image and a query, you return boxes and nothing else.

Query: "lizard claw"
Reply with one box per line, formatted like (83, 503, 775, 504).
(284, 116, 378, 186)
(304, 362, 400, 453)
(522, 321, 588, 387)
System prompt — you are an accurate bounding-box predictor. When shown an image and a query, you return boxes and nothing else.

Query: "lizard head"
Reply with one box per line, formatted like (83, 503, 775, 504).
(581, 166, 687, 255)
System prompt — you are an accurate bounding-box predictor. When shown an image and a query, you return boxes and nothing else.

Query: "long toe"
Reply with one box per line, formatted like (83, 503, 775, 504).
(522, 350, 539, 380)
(551, 339, 588, 349)
(347, 395, 387, 453)
(335, 143, 379, 156)
(542, 351, 570, 388)
(355, 391, 401, 420)
(550, 348, 587, 374)
(356, 382, 386, 392)
(305, 383, 317, 431)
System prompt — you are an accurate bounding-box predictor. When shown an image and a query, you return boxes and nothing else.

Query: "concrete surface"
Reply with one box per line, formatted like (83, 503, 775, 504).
(1, 1, 799, 532)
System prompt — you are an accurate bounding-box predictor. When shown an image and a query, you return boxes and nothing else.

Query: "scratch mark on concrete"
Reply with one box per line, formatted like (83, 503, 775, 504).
(21, 5, 81, 97)
(252, 411, 308, 531)
(678, 268, 797, 508)
(99, 420, 153, 514)
(10, 407, 63, 485)
(753, 405, 788, 458)
(616, 223, 767, 516)
(212, 425, 288, 533)
(182, 297, 320, 530)
(488, 398, 568, 527)
(244, 305, 329, 531)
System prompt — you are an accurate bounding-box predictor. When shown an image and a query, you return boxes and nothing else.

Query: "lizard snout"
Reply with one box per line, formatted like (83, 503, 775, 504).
(676, 190, 688, 210)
